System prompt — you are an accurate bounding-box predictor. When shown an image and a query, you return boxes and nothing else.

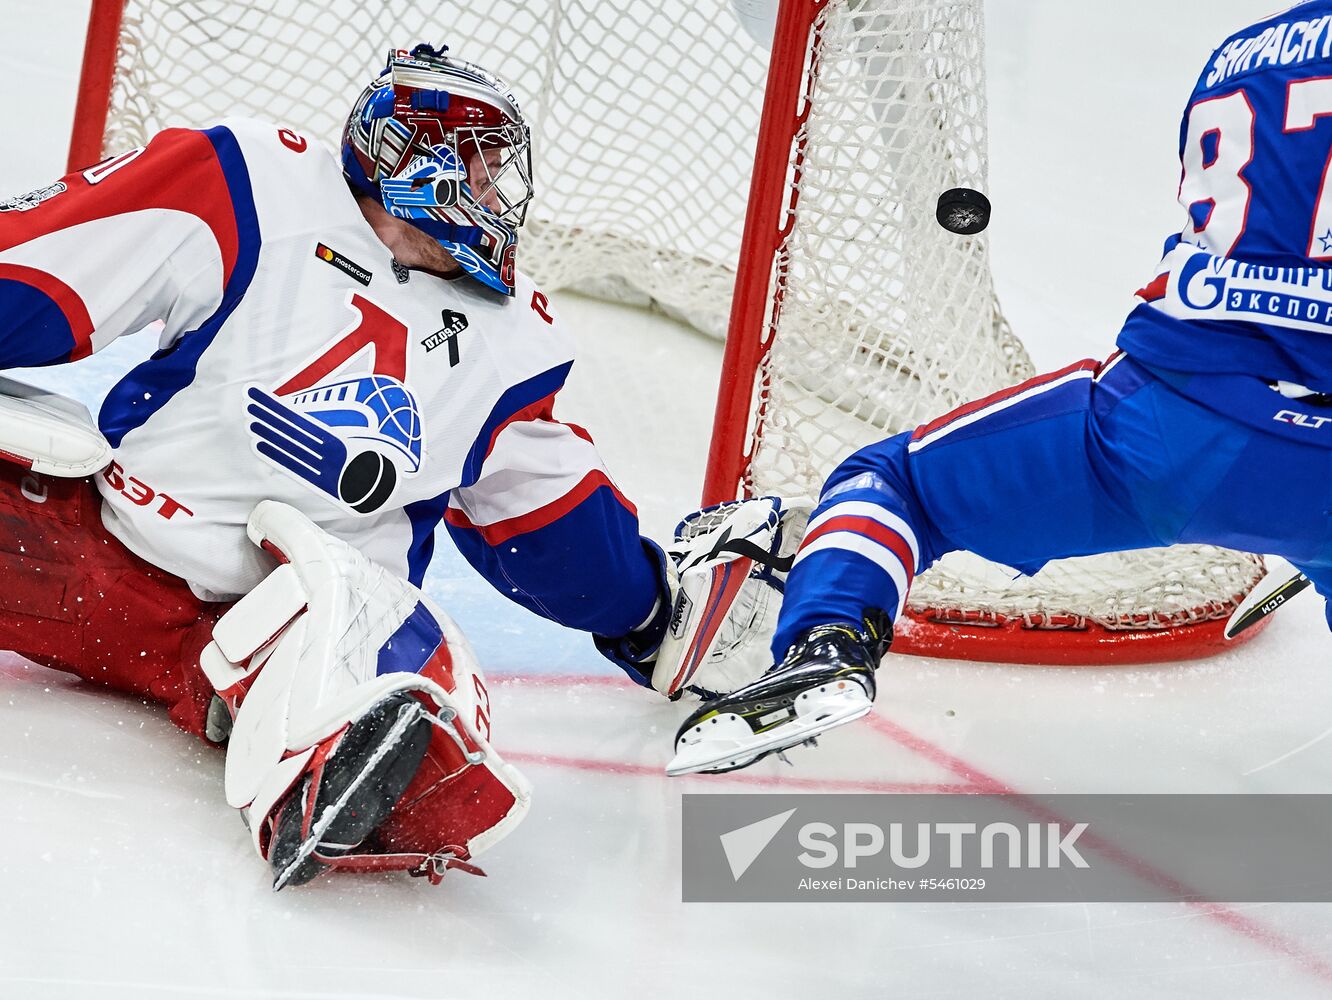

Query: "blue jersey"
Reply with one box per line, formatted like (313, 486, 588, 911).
(1119, 1, 1332, 391)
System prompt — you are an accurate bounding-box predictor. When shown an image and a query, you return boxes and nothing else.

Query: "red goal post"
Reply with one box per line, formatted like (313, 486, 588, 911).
(69, 0, 126, 173)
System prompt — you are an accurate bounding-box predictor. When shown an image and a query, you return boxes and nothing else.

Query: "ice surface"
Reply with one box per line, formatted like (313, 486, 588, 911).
(6, 2, 1332, 998)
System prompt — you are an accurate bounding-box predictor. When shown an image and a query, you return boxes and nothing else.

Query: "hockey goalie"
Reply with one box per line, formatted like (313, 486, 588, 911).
(0, 44, 795, 888)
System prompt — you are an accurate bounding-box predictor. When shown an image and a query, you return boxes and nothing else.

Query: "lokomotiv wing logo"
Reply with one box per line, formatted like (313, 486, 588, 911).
(245, 291, 424, 514)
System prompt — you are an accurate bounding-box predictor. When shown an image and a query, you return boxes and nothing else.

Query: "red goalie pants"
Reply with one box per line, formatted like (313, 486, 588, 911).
(0, 464, 518, 869)
(0, 464, 223, 737)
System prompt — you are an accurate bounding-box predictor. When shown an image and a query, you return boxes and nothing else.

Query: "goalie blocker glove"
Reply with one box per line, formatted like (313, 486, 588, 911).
(665, 610, 892, 776)
(595, 497, 812, 699)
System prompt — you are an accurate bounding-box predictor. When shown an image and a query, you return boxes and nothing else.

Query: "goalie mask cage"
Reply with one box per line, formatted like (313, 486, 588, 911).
(69, 0, 1266, 664)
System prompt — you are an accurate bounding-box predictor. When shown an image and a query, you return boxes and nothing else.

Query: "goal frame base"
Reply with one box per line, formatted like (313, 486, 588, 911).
(893, 613, 1269, 666)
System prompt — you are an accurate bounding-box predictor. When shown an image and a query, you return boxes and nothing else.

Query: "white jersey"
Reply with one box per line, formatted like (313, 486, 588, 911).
(0, 119, 597, 600)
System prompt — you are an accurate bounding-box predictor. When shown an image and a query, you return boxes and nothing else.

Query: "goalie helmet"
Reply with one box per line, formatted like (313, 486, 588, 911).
(342, 43, 533, 296)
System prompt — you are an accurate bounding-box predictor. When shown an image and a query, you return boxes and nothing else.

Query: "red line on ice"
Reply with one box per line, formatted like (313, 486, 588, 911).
(504, 749, 974, 795)
(494, 669, 1332, 985)
(864, 712, 1332, 987)
(491, 672, 636, 688)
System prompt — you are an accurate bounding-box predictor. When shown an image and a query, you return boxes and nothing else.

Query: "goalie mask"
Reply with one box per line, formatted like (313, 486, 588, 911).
(342, 43, 533, 296)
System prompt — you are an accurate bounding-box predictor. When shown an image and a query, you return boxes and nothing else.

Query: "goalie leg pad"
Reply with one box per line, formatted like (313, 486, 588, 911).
(267, 691, 435, 890)
(204, 501, 531, 885)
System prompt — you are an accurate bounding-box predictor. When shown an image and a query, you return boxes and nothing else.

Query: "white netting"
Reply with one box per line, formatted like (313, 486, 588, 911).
(742, 0, 1261, 634)
(99, 0, 768, 336)
(93, 0, 1262, 646)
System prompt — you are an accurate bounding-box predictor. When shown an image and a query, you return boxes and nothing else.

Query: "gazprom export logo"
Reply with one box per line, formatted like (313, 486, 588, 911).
(1173, 249, 1332, 330)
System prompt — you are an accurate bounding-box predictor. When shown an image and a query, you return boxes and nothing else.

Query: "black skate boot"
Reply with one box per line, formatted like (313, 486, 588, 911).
(266, 691, 435, 890)
(666, 610, 892, 776)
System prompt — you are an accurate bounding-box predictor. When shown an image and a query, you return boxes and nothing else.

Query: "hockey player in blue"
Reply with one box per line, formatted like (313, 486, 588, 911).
(669, 2, 1332, 775)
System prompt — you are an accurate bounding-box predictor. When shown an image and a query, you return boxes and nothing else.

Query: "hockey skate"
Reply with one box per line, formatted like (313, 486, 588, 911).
(666, 614, 890, 776)
(266, 691, 435, 890)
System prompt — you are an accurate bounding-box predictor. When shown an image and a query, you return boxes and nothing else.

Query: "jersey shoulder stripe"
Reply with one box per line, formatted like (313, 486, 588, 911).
(0, 125, 257, 370)
(4, 126, 248, 283)
(99, 125, 262, 447)
(0, 262, 95, 365)
(458, 360, 574, 488)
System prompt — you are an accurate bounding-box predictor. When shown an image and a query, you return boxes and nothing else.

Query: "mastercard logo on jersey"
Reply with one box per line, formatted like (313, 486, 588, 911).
(315, 242, 373, 286)
(243, 291, 424, 515)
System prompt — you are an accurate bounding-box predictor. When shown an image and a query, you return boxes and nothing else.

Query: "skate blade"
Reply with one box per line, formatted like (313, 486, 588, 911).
(665, 681, 872, 777)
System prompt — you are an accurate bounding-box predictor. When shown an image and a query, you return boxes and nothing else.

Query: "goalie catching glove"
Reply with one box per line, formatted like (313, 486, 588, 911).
(599, 497, 811, 699)
(199, 500, 530, 890)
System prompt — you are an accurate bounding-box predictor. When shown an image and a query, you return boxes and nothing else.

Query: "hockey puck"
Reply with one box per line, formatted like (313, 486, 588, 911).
(339, 451, 397, 514)
(936, 187, 991, 235)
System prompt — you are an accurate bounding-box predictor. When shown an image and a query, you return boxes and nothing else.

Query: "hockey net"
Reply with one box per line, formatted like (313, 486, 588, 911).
(70, 0, 1265, 663)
